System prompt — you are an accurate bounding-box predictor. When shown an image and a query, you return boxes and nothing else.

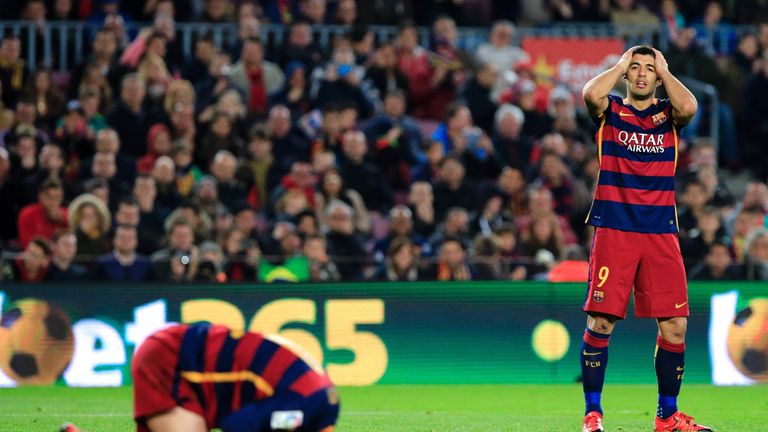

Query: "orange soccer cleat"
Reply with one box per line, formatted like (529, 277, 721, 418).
(582, 411, 605, 432)
(654, 411, 713, 431)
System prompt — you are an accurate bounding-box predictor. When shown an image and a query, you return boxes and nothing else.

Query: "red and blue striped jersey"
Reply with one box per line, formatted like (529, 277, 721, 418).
(586, 95, 681, 234)
(174, 323, 333, 427)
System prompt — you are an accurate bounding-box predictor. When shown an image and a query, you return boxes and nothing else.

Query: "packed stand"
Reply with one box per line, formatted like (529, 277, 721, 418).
(0, 0, 767, 283)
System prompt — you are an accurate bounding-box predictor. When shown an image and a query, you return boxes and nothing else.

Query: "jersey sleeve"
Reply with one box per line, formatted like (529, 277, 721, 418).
(590, 94, 617, 126)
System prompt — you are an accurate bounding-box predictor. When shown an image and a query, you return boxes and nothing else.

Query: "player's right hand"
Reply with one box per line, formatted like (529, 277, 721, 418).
(617, 46, 639, 74)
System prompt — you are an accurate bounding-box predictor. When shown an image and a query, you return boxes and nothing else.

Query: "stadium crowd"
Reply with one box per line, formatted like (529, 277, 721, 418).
(0, 0, 767, 283)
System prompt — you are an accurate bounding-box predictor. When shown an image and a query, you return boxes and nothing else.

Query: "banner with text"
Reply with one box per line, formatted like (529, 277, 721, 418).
(0, 282, 765, 387)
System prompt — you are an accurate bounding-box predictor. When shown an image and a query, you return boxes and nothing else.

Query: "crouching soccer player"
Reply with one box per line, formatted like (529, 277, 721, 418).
(132, 322, 339, 432)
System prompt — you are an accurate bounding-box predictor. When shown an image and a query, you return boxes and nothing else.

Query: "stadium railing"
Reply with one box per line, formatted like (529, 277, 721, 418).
(0, 21, 756, 73)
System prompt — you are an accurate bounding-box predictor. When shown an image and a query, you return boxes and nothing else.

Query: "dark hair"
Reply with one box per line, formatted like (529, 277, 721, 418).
(249, 125, 271, 142)
(708, 240, 731, 254)
(243, 35, 262, 46)
(196, 33, 215, 45)
(441, 235, 466, 251)
(39, 178, 63, 193)
(388, 236, 414, 257)
(29, 236, 52, 255)
(118, 196, 140, 209)
(438, 154, 463, 168)
(397, 19, 417, 34)
(631, 45, 656, 58)
(444, 102, 467, 122)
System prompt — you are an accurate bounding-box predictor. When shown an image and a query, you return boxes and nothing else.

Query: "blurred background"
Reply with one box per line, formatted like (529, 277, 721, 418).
(0, 0, 767, 284)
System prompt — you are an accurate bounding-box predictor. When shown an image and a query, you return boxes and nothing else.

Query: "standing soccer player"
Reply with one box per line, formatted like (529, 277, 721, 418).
(580, 46, 712, 432)
(132, 322, 339, 432)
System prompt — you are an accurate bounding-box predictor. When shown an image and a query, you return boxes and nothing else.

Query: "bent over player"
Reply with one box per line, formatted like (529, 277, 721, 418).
(580, 46, 711, 432)
(132, 322, 339, 432)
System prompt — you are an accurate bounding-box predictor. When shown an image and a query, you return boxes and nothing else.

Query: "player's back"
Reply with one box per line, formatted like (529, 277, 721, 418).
(175, 322, 334, 426)
(587, 94, 680, 234)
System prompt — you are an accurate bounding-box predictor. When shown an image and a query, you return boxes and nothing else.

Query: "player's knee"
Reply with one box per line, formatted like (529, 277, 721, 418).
(659, 317, 687, 343)
(587, 314, 616, 334)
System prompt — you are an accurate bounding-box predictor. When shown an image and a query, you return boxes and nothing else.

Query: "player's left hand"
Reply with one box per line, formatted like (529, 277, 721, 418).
(652, 48, 669, 78)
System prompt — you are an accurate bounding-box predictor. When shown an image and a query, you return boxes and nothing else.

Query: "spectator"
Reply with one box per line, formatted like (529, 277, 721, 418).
(680, 206, 729, 269)
(298, 0, 327, 24)
(472, 234, 502, 280)
(364, 43, 410, 100)
(53, 101, 92, 171)
(182, 34, 216, 83)
(498, 166, 529, 218)
(23, 69, 65, 130)
(677, 179, 711, 236)
(194, 240, 227, 282)
(516, 186, 578, 245)
(325, 200, 366, 280)
(610, 0, 660, 32)
(2, 237, 50, 282)
(339, 130, 393, 212)
(165, 201, 214, 243)
(433, 156, 475, 221)
(407, 181, 436, 238)
(432, 103, 472, 154)
(0, 36, 27, 108)
(395, 21, 440, 120)
(475, 20, 530, 100)
(244, 127, 281, 211)
(279, 20, 324, 72)
(229, 14, 261, 62)
(373, 205, 420, 263)
(269, 61, 312, 119)
(520, 213, 565, 260)
(220, 227, 258, 281)
(0, 148, 18, 245)
(46, 231, 88, 281)
(150, 218, 198, 281)
(68, 193, 112, 263)
(411, 139, 443, 183)
(69, 28, 121, 99)
(17, 179, 68, 248)
(730, 208, 764, 263)
(692, 0, 737, 55)
(426, 235, 472, 281)
(334, 0, 358, 26)
(689, 241, 743, 281)
(364, 89, 424, 191)
(268, 105, 312, 173)
(86, 150, 131, 210)
(230, 37, 285, 116)
(133, 173, 168, 243)
(78, 86, 109, 138)
(273, 187, 311, 223)
(371, 236, 420, 281)
(4, 98, 49, 150)
(658, 0, 686, 40)
(93, 224, 154, 281)
(743, 227, 768, 280)
(315, 168, 370, 233)
(152, 155, 181, 210)
(137, 123, 171, 174)
(201, 0, 232, 22)
(304, 234, 341, 282)
(469, 187, 509, 237)
(210, 150, 248, 211)
(742, 52, 768, 180)
(425, 207, 470, 256)
(462, 62, 498, 134)
(113, 196, 153, 255)
(197, 111, 245, 164)
(310, 45, 379, 118)
(533, 152, 577, 217)
(106, 74, 156, 157)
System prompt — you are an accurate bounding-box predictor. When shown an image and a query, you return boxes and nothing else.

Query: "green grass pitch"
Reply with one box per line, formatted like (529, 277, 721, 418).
(0, 384, 766, 431)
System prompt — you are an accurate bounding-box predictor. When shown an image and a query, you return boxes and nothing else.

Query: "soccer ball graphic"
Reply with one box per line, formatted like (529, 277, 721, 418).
(727, 298, 768, 382)
(0, 299, 75, 384)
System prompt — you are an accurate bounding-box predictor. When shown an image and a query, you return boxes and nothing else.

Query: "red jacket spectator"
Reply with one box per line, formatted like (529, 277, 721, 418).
(17, 179, 69, 248)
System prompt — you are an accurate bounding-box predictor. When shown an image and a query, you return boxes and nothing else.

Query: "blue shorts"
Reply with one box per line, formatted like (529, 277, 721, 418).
(218, 387, 340, 432)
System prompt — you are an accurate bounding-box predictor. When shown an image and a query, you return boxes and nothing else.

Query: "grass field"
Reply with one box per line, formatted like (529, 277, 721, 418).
(0, 384, 766, 431)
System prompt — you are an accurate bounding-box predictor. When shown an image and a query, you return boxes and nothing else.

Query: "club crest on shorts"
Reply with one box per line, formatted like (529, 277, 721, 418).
(592, 290, 605, 303)
(652, 112, 667, 125)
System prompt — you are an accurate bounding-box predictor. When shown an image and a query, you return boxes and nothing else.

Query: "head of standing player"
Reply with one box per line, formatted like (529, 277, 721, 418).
(623, 46, 661, 102)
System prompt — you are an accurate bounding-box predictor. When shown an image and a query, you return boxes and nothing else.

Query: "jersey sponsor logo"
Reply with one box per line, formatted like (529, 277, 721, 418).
(652, 111, 667, 125)
(270, 410, 304, 430)
(616, 130, 665, 153)
(675, 301, 688, 309)
(592, 290, 605, 303)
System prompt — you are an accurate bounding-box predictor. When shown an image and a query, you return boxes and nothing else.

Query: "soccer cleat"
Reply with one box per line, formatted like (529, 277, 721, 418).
(59, 423, 81, 432)
(654, 411, 713, 431)
(582, 411, 604, 432)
